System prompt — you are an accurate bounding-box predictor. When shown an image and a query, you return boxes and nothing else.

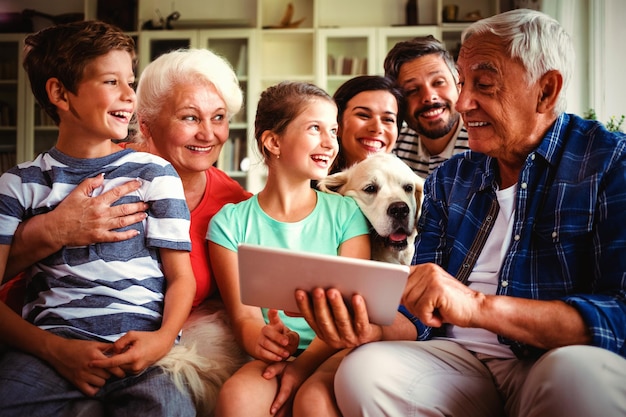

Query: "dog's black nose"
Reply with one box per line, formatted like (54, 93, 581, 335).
(388, 202, 409, 220)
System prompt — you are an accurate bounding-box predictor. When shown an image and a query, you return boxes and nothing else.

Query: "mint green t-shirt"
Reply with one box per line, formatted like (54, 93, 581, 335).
(208, 190, 369, 349)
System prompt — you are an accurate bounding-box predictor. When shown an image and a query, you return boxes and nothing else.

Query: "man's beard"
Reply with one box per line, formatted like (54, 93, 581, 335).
(412, 105, 460, 140)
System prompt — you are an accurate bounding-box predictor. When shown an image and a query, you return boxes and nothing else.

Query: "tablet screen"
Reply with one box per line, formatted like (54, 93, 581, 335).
(237, 243, 409, 325)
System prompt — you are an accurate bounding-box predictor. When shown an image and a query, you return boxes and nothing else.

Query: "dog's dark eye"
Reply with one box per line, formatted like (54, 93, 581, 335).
(404, 184, 414, 193)
(363, 184, 378, 194)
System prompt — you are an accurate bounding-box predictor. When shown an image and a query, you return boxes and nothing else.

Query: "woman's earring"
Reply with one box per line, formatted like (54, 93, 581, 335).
(276, 153, 280, 159)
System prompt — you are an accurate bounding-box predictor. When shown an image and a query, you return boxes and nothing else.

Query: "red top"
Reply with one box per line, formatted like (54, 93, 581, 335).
(189, 168, 252, 306)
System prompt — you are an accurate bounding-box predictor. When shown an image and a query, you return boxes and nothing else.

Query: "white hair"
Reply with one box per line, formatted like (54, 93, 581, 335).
(462, 9, 574, 115)
(136, 48, 243, 125)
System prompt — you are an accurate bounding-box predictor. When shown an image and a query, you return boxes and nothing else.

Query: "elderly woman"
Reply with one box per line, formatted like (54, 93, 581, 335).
(2, 48, 252, 415)
(5, 47, 251, 307)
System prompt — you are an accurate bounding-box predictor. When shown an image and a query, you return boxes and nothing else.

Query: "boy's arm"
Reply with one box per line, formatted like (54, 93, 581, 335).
(155, 248, 196, 342)
(0, 245, 121, 396)
(89, 248, 195, 374)
(5, 176, 148, 281)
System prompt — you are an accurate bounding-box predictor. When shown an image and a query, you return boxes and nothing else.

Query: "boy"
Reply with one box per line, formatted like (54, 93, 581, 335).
(0, 21, 196, 416)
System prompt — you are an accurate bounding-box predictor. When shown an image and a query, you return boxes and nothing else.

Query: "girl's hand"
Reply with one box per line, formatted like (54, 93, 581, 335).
(254, 309, 300, 362)
(265, 360, 308, 416)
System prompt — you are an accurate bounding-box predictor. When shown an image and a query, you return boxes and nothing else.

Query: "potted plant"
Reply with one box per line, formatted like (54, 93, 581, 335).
(583, 108, 625, 133)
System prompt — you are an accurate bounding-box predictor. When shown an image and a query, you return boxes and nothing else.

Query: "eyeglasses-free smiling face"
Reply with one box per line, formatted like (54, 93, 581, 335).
(338, 90, 399, 168)
(277, 98, 339, 181)
(397, 53, 460, 140)
(58, 50, 136, 151)
(455, 32, 545, 164)
(142, 80, 230, 177)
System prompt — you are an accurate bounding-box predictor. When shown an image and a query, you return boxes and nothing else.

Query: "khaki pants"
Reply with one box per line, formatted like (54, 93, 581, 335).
(335, 339, 626, 417)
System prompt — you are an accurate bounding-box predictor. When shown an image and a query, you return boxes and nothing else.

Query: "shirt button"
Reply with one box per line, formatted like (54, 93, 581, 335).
(514, 234, 521, 241)
(501, 280, 509, 287)
(531, 153, 536, 160)
(521, 183, 528, 189)
(552, 231, 557, 238)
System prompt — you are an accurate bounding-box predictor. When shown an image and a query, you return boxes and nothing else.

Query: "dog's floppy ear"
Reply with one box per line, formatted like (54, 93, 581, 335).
(414, 175, 425, 221)
(317, 171, 350, 195)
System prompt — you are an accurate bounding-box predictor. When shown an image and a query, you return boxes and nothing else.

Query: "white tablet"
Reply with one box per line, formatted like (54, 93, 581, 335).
(237, 243, 410, 325)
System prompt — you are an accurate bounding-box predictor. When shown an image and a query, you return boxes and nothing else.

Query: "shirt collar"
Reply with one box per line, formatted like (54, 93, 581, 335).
(531, 113, 569, 167)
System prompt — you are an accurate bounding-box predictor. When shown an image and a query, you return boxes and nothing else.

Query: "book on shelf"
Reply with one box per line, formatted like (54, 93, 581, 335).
(218, 138, 234, 171)
(341, 56, 353, 75)
(0, 151, 16, 174)
(359, 57, 367, 74)
(334, 55, 344, 76)
(327, 54, 336, 75)
(218, 136, 247, 172)
(236, 44, 247, 77)
(0, 102, 12, 126)
(327, 55, 367, 76)
(233, 136, 247, 171)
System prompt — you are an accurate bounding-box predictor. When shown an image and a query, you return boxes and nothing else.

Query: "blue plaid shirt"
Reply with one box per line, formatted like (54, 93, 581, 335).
(406, 113, 626, 358)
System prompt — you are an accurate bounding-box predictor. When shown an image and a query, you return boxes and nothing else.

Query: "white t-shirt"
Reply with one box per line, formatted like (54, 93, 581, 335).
(442, 184, 517, 358)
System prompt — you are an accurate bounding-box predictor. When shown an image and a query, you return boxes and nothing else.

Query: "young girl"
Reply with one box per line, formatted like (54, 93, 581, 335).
(208, 81, 371, 417)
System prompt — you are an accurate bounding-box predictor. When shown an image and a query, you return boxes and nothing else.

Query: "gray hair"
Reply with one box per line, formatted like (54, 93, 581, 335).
(462, 9, 574, 115)
(136, 48, 243, 125)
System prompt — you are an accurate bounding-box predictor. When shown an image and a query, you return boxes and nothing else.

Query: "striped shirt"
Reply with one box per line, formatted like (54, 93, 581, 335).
(0, 147, 191, 342)
(411, 113, 626, 358)
(393, 121, 469, 179)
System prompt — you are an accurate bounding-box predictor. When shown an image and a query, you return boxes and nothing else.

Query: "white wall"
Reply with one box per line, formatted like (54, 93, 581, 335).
(594, 0, 626, 122)
(543, 0, 625, 122)
(542, 0, 588, 117)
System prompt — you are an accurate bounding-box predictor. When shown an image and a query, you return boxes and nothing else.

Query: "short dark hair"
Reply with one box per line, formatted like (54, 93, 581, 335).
(23, 20, 136, 125)
(331, 75, 405, 173)
(384, 35, 457, 83)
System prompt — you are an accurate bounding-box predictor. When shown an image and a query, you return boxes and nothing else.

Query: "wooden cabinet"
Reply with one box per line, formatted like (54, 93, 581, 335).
(0, 30, 137, 174)
(317, 26, 442, 96)
(437, 0, 503, 58)
(139, 29, 255, 189)
(0, 35, 25, 174)
(3, 0, 506, 188)
(0, 34, 50, 174)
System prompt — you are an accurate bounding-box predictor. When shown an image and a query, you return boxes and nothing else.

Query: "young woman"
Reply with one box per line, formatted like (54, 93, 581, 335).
(330, 75, 404, 173)
(208, 81, 371, 417)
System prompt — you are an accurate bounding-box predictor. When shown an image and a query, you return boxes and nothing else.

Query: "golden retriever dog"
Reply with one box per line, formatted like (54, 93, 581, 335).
(318, 153, 424, 265)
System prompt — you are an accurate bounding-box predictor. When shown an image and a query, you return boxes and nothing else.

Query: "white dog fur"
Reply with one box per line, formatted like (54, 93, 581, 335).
(318, 153, 424, 265)
(157, 298, 249, 416)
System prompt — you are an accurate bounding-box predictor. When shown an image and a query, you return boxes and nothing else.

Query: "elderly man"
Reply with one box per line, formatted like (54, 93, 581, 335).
(296, 9, 626, 417)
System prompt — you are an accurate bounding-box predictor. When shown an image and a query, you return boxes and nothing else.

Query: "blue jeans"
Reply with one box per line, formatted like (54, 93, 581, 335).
(0, 348, 195, 417)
